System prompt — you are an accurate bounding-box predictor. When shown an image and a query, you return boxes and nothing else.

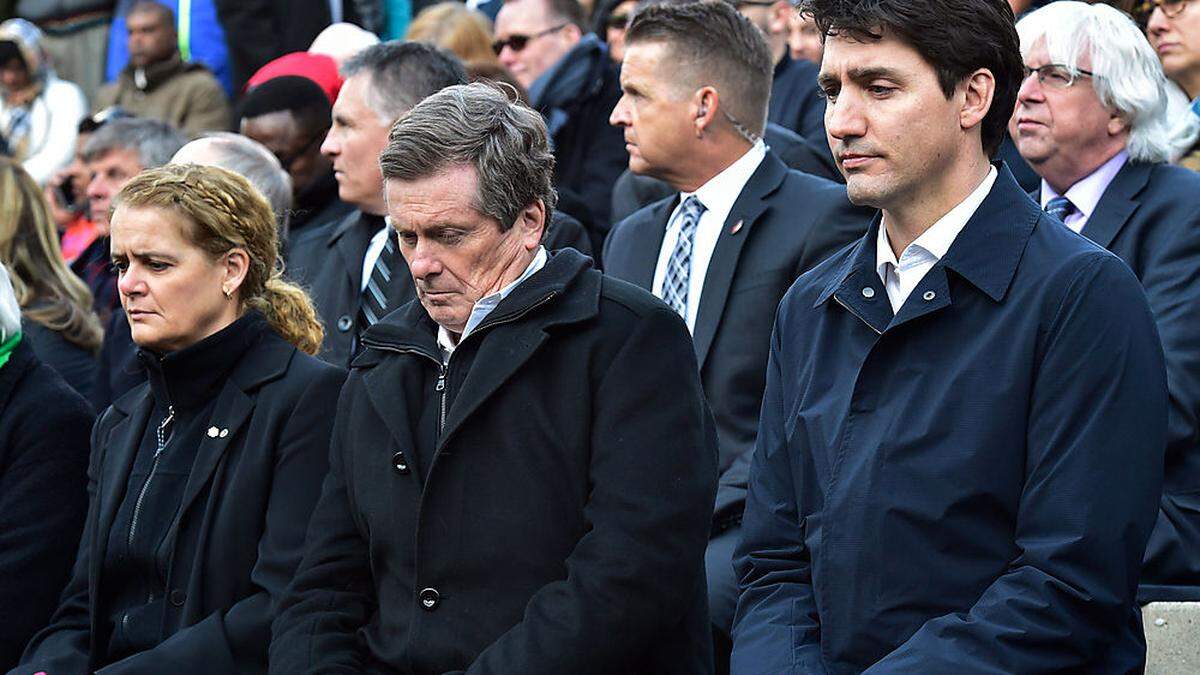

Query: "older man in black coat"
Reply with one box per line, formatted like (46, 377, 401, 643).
(271, 83, 718, 674)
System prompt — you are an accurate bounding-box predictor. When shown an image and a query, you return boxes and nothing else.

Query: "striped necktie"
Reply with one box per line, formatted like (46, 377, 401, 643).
(358, 232, 397, 333)
(661, 196, 707, 318)
(1044, 195, 1076, 222)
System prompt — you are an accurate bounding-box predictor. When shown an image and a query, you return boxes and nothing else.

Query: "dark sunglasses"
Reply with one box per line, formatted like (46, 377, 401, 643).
(275, 127, 329, 172)
(492, 23, 568, 55)
(606, 13, 630, 29)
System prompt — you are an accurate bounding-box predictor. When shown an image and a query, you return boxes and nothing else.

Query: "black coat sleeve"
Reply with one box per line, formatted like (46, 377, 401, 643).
(0, 371, 93, 670)
(460, 305, 719, 673)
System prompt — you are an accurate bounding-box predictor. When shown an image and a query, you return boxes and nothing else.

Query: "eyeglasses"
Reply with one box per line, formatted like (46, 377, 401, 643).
(606, 13, 630, 30)
(274, 127, 329, 172)
(492, 23, 568, 55)
(1022, 63, 1095, 89)
(1136, 0, 1192, 19)
(735, 0, 777, 7)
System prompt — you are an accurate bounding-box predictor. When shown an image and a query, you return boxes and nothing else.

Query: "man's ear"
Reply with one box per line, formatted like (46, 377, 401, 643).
(769, 0, 792, 34)
(516, 199, 547, 250)
(960, 68, 996, 136)
(562, 22, 584, 45)
(693, 87, 720, 137)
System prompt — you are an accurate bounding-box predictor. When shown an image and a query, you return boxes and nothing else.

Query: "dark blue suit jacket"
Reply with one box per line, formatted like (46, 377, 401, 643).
(769, 55, 826, 148)
(1037, 160, 1200, 602)
(603, 151, 871, 532)
(733, 165, 1166, 673)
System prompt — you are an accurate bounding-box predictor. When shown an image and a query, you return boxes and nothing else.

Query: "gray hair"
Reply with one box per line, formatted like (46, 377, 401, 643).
(171, 132, 294, 233)
(1017, 1, 1173, 163)
(379, 82, 557, 230)
(82, 117, 187, 169)
(341, 41, 468, 124)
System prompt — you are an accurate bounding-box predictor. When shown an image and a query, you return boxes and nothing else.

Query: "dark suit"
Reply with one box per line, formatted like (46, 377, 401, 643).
(289, 207, 595, 368)
(609, 123, 842, 226)
(769, 55, 825, 148)
(602, 150, 871, 658)
(13, 329, 344, 675)
(1036, 160, 1200, 602)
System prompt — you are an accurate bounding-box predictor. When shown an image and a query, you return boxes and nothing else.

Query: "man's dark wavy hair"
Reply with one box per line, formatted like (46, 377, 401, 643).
(800, 0, 1023, 157)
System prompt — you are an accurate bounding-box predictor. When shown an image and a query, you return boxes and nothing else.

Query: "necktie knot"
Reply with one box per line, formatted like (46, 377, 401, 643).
(1044, 196, 1076, 222)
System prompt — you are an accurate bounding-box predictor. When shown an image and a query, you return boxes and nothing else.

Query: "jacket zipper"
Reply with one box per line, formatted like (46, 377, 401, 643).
(125, 404, 174, 609)
(834, 295, 883, 335)
(361, 291, 559, 437)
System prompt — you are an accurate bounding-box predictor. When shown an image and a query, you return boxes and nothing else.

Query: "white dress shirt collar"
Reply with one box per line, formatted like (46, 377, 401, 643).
(438, 246, 548, 358)
(1039, 150, 1128, 233)
(875, 165, 998, 312)
(680, 139, 768, 223)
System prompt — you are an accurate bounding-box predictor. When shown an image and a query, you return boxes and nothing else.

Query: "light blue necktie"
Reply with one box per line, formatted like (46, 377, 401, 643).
(661, 196, 707, 318)
(1045, 195, 1076, 222)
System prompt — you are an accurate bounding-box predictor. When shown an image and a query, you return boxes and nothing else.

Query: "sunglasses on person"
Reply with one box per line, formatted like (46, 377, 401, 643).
(492, 23, 568, 55)
(606, 13, 630, 29)
(274, 126, 329, 172)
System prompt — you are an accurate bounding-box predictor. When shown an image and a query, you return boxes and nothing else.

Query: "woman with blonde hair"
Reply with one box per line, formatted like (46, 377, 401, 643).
(16, 164, 345, 675)
(0, 157, 101, 399)
(406, 2, 499, 65)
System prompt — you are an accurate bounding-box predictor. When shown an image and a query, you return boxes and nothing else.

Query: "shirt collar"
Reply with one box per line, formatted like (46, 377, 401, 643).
(437, 246, 548, 357)
(675, 140, 767, 226)
(1039, 150, 1128, 223)
(876, 165, 998, 279)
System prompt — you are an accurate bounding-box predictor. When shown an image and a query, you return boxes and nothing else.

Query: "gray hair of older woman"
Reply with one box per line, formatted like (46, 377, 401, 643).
(378, 82, 557, 230)
(171, 132, 294, 235)
(0, 265, 20, 343)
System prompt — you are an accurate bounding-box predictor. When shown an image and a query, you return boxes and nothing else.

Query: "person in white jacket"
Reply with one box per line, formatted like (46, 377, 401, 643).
(0, 19, 87, 185)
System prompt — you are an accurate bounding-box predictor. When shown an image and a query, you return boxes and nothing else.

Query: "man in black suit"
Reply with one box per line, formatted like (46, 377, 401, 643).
(1012, 1, 1200, 603)
(603, 3, 871, 669)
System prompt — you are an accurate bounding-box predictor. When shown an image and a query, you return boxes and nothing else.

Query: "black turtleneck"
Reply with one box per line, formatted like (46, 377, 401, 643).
(99, 311, 267, 664)
(290, 169, 343, 234)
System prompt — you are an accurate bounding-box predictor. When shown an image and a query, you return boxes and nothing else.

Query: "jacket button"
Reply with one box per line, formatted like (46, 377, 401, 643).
(861, 286, 875, 299)
(419, 587, 440, 611)
(392, 451, 410, 474)
(923, 290, 936, 301)
(169, 589, 186, 607)
(337, 314, 353, 332)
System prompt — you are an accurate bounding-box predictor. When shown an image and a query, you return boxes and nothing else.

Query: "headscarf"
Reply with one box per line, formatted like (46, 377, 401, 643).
(0, 19, 50, 107)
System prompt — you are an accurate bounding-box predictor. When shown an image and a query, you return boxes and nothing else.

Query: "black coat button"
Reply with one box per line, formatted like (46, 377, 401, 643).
(337, 314, 353, 332)
(419, 587, 440, 611)
(169, 589, 186, 607)
(392, 451, 410, 474)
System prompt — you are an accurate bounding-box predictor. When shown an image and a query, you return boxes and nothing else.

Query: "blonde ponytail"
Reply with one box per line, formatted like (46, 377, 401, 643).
(249, 275, 324, 356)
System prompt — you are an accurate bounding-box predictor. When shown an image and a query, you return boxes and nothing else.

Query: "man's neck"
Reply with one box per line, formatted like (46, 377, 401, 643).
(882, 154, 991, 257)
(671, 138, 754, 194)
(1039, 143, 1126, 196)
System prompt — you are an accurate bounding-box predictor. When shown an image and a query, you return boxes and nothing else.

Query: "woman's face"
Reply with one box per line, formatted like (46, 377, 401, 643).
(110, 205, 247, 353)
(0, 56, 30, 94)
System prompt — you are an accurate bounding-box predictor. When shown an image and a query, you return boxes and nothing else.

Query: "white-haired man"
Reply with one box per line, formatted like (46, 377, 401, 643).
(1012, 0, 1200, 603)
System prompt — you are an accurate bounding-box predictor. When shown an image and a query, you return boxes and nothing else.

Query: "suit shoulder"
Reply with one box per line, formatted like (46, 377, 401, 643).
(779, 237, 861, 306)
(597, 273, 675, 321)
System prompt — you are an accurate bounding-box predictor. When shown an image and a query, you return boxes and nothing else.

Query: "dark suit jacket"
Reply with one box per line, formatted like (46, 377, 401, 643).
(603, 151, 871, 529)
(734, 164, 1164, 672)
(271, 249, 717, 674)
(609, 124, 842, 226)
(1037, 160, 1200, 602)
(769, 55, 825, 147)
(13, 329, 344, 675)
(0, 340, 93, 670)
(288, 207, 595, 368)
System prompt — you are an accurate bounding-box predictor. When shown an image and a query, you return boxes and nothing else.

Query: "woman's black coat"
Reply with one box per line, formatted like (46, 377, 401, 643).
(12, 327, 345, 675)
(0, 340, 93, 670)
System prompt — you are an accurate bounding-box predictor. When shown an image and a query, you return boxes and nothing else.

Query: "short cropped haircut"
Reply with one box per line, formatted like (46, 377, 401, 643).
(801, 0, 1024, 157)
(82, 117, 187, 169)
(172, 132, 294, 233)
(379, 82, 557, 231)
(1017, 1, 1173, 163)
(128, 0, 175, 27)
(626, 2, 773, 138)
(238, 75, 333, 138)
(543, 0, 587, 29)
(341, 41, 468, 123)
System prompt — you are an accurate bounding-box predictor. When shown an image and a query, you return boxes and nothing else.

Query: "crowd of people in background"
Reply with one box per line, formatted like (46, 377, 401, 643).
(0, 0, 1199, 672)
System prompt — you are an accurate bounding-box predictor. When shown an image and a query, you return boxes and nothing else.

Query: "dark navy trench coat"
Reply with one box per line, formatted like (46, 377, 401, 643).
(731, 166, 1167, 673)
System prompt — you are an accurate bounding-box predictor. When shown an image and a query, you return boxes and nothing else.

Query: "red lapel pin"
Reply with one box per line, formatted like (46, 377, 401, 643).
(729, 219, 744, 235)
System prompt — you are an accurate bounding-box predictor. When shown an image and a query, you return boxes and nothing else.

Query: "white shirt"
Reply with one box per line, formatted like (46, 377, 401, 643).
(652, 140, 767, 332)
(360, 218, 393, 293)
(876, 166, 998, 313)
(437, 246, 549, 359)
(1039, 150, 1128, 233)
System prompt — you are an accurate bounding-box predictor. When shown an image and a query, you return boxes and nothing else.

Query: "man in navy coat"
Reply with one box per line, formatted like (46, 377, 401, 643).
(603, 4, 870, 669)
(732, 0, 1168, 672)
(1011, 1, 1200, 604)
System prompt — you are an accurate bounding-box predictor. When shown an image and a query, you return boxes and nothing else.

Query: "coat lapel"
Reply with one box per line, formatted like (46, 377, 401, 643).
(331, 210, 374, 302)
(692, 154, 786, 368)
(92, 391, 153, 589)
(623, 197, 676, 291)
(1079, 161, 1149, 250)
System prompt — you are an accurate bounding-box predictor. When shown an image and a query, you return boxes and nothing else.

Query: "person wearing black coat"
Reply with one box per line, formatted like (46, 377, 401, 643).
(12, 164, 344, 675)
(0, 268, 94, 671)
(271, 82, 718, 674)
